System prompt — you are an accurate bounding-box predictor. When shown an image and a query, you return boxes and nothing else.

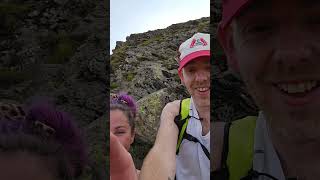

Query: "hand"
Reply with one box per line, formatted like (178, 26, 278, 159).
(161, 100, 180, 118)
(110, 132, 138, 180)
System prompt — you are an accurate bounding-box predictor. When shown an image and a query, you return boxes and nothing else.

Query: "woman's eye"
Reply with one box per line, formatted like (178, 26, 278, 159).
(115, 131, 126, 135)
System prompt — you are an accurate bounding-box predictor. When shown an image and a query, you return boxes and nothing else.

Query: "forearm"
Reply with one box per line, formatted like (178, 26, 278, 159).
(139, 147, 176, 180)
(139, 111, 178, 180)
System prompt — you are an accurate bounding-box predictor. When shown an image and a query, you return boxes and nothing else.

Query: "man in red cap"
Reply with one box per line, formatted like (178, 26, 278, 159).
(139, 33, 211, 180)
(214, 0, 320, 179)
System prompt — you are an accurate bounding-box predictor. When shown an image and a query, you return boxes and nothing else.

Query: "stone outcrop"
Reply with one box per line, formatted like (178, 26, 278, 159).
(0, 0, 107, 179)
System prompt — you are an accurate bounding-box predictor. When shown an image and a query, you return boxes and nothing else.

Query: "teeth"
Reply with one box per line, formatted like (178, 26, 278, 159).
(197, 87, 209, 92)
(277, 81, 318, 93)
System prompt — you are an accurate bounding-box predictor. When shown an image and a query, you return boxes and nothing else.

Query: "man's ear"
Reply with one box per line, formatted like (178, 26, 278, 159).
(178, 70, 185, 85)
(217, 24, 240, 73)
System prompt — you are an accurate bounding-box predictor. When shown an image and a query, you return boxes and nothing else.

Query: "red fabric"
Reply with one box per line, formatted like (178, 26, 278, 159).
(178, 50, 210, 73)
(220, 0, 254, 29)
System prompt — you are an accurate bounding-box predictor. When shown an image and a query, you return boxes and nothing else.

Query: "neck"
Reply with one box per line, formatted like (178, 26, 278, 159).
(196, 105, 210, 122)
(194, 103, 210, 135)
(268, 120, 320, 178)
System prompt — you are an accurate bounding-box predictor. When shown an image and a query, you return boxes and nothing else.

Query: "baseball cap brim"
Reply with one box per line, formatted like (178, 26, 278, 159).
(178, 50, 210, 73)
(220, 0, 254, 30)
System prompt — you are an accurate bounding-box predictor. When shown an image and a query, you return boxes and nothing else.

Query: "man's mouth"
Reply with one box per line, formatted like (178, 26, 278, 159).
(196, 87, 210, 92)
(276, 81, 319, 94)
(272, 80, 320, 106)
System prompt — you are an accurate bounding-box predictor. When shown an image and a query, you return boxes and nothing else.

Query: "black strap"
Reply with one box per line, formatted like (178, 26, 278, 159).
(240, 169, 279, 180)
(211, 122, 232, 179)
(221, 122, 232, 168)
(174, 115, 190, 155)
(184, 133, 210, 160)
(211, 169, 229, 180)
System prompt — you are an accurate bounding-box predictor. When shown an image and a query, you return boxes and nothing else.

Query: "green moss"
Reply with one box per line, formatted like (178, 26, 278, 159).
(130, 140, 152, 169)
(0, 68, 30, 85)
(197, 21, 209, 32)
(125, 72, 136, 81)
(110, 44, 128, 68)
(137, 56, 149, 61)
(46, 33, 79, 64)
(0, 3, 31, 15)
(110, 82, 118, 89)
(91, 144, 105, 164)
(0, 3, 31, 32)
(140, 34, 163, 46)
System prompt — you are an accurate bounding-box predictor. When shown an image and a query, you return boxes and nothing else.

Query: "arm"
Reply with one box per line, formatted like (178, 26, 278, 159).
(110, 132, 138, 180)
(139, 100, 180, 180)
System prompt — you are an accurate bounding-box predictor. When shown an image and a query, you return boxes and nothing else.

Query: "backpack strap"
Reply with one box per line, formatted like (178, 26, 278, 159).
(174, 98, 210, 160)
(183, 133, 210, 160)
(211, 116, 257, 180)
(174, 98, 191, 154)
(227, 116, 257, 180)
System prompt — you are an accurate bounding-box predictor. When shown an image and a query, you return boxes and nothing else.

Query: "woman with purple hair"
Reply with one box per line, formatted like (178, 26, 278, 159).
(110, 92, 139, 180)
(0, 100, 87, 180)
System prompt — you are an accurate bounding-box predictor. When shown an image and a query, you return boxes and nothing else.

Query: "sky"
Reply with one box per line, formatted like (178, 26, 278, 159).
(110, 0, 210, 54)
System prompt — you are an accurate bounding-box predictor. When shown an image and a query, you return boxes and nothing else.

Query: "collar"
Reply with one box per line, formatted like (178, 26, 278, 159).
(253, 111, 286, 180)
(189, 97, 200, 119)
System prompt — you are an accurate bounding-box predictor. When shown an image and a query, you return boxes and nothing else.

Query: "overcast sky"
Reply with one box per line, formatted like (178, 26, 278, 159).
(110, 0, 210, 54)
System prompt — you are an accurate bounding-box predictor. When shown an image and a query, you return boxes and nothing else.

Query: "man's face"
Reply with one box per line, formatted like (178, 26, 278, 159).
(180, 57, 210, 108)
(225, 0, 320, 133)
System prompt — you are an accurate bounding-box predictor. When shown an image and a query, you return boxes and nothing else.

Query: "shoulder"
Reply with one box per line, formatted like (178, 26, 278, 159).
(161, 100, 181, 120)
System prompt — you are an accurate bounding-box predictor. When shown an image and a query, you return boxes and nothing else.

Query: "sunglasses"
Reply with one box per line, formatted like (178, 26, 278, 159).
(0, 103, 26, 121)
(110, 94, 128, 105)
(33, 121, 56, 137)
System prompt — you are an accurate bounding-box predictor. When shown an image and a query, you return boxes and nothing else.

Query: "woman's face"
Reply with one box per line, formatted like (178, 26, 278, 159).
(110, 109, 135, 151)
(0, 152, 58, 180)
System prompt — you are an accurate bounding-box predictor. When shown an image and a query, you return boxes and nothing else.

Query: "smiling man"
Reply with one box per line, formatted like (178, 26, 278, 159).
(139, 33, 210, 180)
(213, 0, 320, 179)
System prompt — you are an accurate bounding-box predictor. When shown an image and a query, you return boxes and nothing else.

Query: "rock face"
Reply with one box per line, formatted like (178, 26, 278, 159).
(0, 0, 107, 179)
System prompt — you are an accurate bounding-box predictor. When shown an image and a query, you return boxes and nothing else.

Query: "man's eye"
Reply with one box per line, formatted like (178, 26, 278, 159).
(246, 24, 272, 34)
(187, 68, 195, 73)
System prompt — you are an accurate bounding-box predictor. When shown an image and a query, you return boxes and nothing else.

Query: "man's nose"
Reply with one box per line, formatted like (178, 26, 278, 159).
(195, 71, 209, 81)
(272, 43, 314, 74)
(272, 27, 316, 74)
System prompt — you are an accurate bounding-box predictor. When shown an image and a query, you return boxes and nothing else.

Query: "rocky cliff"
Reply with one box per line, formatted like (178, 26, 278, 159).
(0, 0, 107, 179)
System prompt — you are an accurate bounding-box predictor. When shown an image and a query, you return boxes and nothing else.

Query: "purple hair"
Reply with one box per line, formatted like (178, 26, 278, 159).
(25, 101, 87, 177)
(0, 100, 87, 178)
(110, 92, 138, 133)
(110, 92, 138, 118)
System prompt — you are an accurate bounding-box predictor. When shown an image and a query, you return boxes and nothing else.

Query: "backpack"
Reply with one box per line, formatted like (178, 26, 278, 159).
(174, 98, 210, 160)
(212, 116, 257, 180)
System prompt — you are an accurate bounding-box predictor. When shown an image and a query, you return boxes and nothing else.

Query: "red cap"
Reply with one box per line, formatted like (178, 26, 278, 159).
(178, 33, 210, 73)
(219, 0, 253, 30)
